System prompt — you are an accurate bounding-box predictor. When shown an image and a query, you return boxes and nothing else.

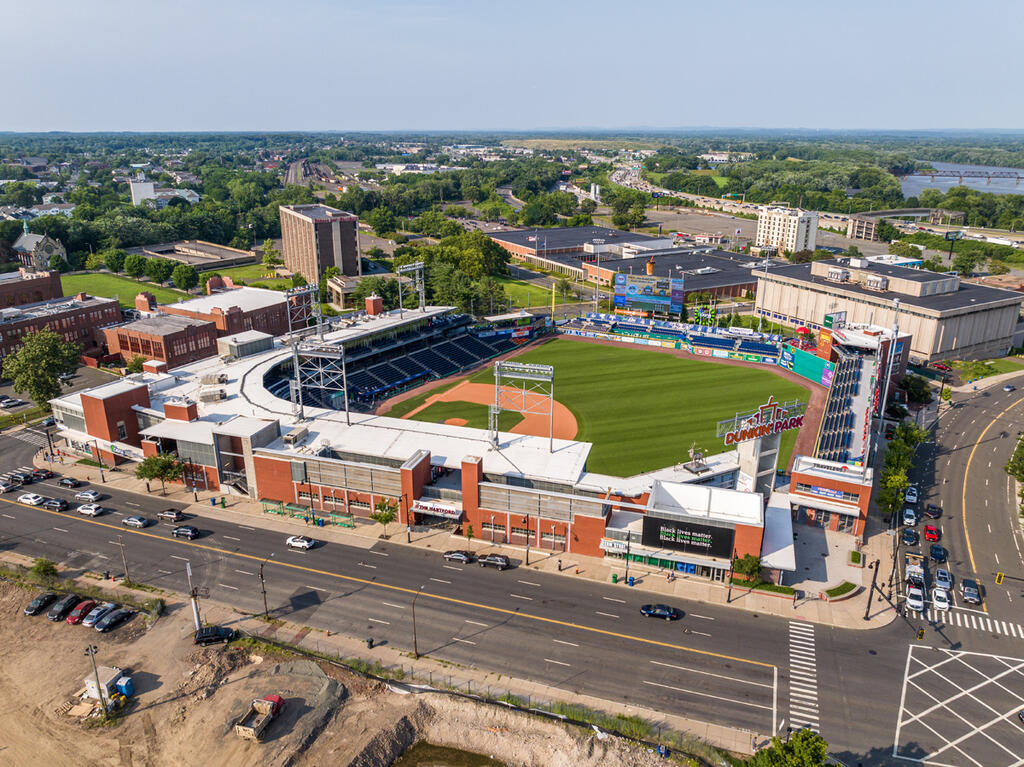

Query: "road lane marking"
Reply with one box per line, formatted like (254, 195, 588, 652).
(553, 639, 579, 647)
(238, 526, 255, 531)
(304, 585, 327, 592)
(219, 583, 238, 590)
(368, 617, 389, 625)
(465, 619, 488, 627)
(235, 569, 254, 575)
(452, 637, 475, 644)
(689, 614, 715, 620)
(649, 660, 773, 688)
(690, 630, 712, 637)
(157, 569, 172, 574)
(442, 565, 463, 572)
(170, 555, 189, 561)
(603, 596, 626, 603)
(995, 553, 1000, 564)
(357, 562, 377, 569)
(544, 658, 571, 667)
(1, 513, 15, 519)
(517, 580, 541, 587)
(367, 550, 389, 556)
(126, 502, 140, 507)
(510, 593, 533, 601)
(382, 602, 405, 609)
(222, 535, 240, 541)
(595, 611, 619, 619)
(429, 577, 451, 584)
(4, 502, 776, 669)
(642, 680, 772, 711)
(52, 527, 68, 533)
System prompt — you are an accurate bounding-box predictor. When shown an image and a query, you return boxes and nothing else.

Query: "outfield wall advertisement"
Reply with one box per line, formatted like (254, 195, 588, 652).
(613, 274, 685, 314)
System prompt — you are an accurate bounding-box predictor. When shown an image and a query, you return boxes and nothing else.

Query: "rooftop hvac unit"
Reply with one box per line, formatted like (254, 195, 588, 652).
(200, 373, 228, 385)
(865, 275, 889, 291)
(198, 389, 225, 402)
(826, 268, 850, 283)
(283, 426, 309, 445)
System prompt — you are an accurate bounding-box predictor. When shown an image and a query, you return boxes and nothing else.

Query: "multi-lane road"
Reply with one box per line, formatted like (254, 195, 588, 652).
(3, 379, 1024, 765)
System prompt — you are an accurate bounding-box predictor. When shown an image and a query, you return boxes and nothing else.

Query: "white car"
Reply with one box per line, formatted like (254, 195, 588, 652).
(285, 535, 315, 550)
(903, 508, 917, 527)
(75, 490, 101, 502)
(0, 481, 16, 493)
(906, 587, 926, 612)
(933, 588, 950, 612)
(18, 493, 44, 506)
(77, 503, 103, 516)
(905, 487, 919, 504)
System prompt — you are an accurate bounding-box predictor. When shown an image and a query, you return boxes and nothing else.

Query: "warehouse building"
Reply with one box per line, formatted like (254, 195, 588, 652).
(102, 315, 219, 369)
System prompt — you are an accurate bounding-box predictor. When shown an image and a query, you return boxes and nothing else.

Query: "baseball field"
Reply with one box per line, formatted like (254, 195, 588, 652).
(388, 337, 811, 477)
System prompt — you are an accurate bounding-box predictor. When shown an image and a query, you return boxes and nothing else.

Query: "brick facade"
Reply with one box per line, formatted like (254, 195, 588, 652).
(103, 316, 219, 369)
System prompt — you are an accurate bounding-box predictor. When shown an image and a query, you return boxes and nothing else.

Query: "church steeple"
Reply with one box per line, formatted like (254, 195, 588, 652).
(23, 220, 29, 235)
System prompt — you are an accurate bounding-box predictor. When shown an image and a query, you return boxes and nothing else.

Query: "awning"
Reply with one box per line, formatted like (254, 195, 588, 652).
(413, 499, 462, 520)
(761, 491, 796, 571)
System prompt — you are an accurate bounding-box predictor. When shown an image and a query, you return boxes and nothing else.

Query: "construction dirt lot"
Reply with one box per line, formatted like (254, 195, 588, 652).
(0, 580, 693, 767)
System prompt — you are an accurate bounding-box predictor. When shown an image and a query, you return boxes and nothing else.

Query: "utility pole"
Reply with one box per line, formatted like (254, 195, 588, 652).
(117, 535, 130, 583)
(258, 555, 272, 618)
(624, 534, 631, 583)
(85, 644, 106, 713)
(186, 561, 201, 631)
(411, 584, 425, 659)
(524, 512, 531, 566)
(726, 548, 737, 603)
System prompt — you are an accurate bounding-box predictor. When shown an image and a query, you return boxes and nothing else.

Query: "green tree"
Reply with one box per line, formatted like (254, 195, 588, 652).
(371, 497, 398, 538)
(748, 728, 828, 766)
(261, 238, 282, 267)
(875, 219, 900, 242)
(555, 276, 573, 300)
(48, 253, 68, 272)
(85, 251, 106, 271)
(1, 327, 80, 408)
(125, 355, 147, 373)
(464, 523, 474, 547)
(30, 557, 59, 581)
(366, 206, 398, 237)
(291, 273, 307, 288)
(145, 257, 175, 283)
(134, 453, 184, 495)
(103, 248, 127, 273)
(579, 198, 597, 214)
(171, 263, 199, 291)
(733, 554, 762, 582)
(123, 253, 147, 278)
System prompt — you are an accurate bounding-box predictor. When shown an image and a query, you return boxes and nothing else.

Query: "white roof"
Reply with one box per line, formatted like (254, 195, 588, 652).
(483, 310, 532, 322)
(578, 450, 739, 498)
(761, 491, 796, 571)
(221, 330, 272, 345)
(792, 455, 873, 486)
(648, 480, 763, 527)
(140, 418, 219, 445)
(213, 416, 277, 438)
(163, 287, 286, 314)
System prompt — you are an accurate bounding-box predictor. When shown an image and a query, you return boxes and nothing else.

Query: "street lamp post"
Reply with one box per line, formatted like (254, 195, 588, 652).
(863, 559, 880, 621)
(85, 644, 106, 713)
(524, 514, 531, 566)
(490, 514, 495, 544)
(116, 535, 130, 583)
(258, 555, 272, 618)
(411, 584, 425, 659)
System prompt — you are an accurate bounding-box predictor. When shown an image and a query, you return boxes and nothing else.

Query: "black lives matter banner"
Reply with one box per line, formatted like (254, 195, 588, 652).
(641, 516, 735, 559)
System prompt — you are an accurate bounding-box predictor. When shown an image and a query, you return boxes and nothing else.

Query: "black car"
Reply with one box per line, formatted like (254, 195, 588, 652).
(442, 550, 474, 564)
(924, 504, 942, 519)
(9, 473, 32, 485)
(194, 626, 236, 646)
(171, 525, 200, 540)
(31, 469, 53, 480)
(43, 498, 69, 511)
(46, 593, 80, 621)
(479, 554, 511, 570)
(930, 544, 947, 563)
(94, 608, 133, 633)
(640, 604, 683, 621)
(24, 591, 58, 616)
(57, 477, 80, 489)
(902, 528, 919, 547)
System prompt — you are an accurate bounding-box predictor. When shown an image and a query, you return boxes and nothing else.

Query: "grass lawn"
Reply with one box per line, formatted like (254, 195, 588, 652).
(403, 337, 811, 476)
(951, 357, 1024, 380)
(213, 264, 292, 289)
(407, 400, 524, 431)
(385, 380, 462, 418)
(494, 275, 582, 309)
(61, 274, 188, 308)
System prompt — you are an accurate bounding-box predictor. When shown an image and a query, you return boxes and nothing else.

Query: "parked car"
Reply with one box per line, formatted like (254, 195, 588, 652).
(18, 493, 44, 506)
(285, 535, 315, 550)
(930, 544, 947, 563)
(935, 568, 953, 591)
(933, 363, 952, 372)
(40, 416, 55, 427)
(924, 525, 941, 542)
(1, 398, 26, 409)
(906, 587, 926, 612)
(82, 602, 117, 628)
(171, 525, 200, 540)
(903, 508, 917, 527)
(75, 490, 101, 502)
(43, 498, 68, 511)
(902, 528, 919, 547)
(66, 599, 97, 625)
(24, 591, 58, 616)
(77, 504, 103, 517)
(0, 481, 16, 493)
(961, 578, 982, 605)
(442, 550, 474, 564)
(924, 503, 942, 519)
(46, 593, 80, 621)
(57, 477, 80, 489)
(157, 509, 185, 522)
(95, 608, 133, 633)
(194, 626, 236, 646)
(905, 486, 919, 504)
(933, 589, 950, 612)
(30, 469, 53, 480)
(121, 516, 149, 529)
(640, 604, 683, 621)
(479, 554, 511, 570)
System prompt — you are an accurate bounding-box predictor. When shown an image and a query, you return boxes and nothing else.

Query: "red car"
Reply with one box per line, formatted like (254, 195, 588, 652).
(66, 599, 97, 625)
(932, 363, 952, 373)
(924, 525, 941, 542)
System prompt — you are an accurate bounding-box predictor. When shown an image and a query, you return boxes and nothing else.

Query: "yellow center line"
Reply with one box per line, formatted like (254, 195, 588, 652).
(3, 500, 775, 670)
(961, 397, 1023, 612)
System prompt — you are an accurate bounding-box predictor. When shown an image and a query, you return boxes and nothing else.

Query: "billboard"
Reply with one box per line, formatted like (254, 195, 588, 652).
(641, 515, 735, 559)
(613, 273, 684, 314)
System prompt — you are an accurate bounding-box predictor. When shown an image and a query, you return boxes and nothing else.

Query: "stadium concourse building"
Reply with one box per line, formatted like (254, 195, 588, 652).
(46, 301, 810, 582)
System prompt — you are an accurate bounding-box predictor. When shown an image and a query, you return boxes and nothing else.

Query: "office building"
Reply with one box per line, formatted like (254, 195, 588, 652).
(0, 293, 121, 359)
(102, 315, 219, 369)
(755, 206, 818, 254)
(279, 204, 360, 282)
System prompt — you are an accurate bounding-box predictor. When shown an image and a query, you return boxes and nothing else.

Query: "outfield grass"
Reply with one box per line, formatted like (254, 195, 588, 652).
(403, 337, 811, 477)
(61, 274, 188, 308)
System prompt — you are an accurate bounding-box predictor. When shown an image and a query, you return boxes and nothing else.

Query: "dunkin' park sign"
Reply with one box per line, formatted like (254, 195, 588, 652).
(716, 396, 808, 446)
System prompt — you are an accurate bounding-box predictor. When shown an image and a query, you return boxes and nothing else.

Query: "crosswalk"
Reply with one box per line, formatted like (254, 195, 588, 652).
(9, 429, 50, 449)
(0, 465, 42, 484)
(788, 621, 820, 733)
(908, 607, 1024, 638)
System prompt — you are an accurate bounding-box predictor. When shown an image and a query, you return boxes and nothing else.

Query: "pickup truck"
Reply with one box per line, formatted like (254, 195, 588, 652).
(234, 694, 284, 741)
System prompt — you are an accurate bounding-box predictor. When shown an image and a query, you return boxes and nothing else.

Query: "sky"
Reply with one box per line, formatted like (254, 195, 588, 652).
(8, 0, 1024, 133)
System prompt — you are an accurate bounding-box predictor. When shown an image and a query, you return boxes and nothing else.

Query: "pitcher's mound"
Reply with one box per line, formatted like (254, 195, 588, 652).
(444, 418, 468, 426)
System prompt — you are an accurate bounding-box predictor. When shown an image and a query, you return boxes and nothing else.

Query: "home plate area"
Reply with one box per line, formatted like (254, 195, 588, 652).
(893, 645, 1024, 766)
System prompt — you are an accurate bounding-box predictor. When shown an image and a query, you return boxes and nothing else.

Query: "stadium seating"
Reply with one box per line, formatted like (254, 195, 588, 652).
(391, 356, 430, 378)
(484, 336, 518, 355)
(737, 341, 780, 355)
(434, 340, 482, 369)
(410, 348, 459, 377)
(454, 335, 496, 359)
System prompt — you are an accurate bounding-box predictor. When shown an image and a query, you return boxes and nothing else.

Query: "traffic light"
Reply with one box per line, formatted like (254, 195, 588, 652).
(916, 629, 925, 641)
(996, 573, 1005, 585)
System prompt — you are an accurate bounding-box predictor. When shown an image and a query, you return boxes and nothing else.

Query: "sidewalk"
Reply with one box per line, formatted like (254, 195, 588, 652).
(36, 448, 897, 631)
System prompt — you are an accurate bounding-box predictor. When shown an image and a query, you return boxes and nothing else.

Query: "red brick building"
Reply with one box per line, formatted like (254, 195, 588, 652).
(787, 455, 873, 538)
(142, 286, 290, 338)
(0, 293, 121, 360)
(102, 315, 219, 369)
(0, 268, 63, 307)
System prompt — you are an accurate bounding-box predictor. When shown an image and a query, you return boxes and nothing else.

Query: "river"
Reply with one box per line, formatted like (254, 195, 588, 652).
(901, 161, 1024, 198)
